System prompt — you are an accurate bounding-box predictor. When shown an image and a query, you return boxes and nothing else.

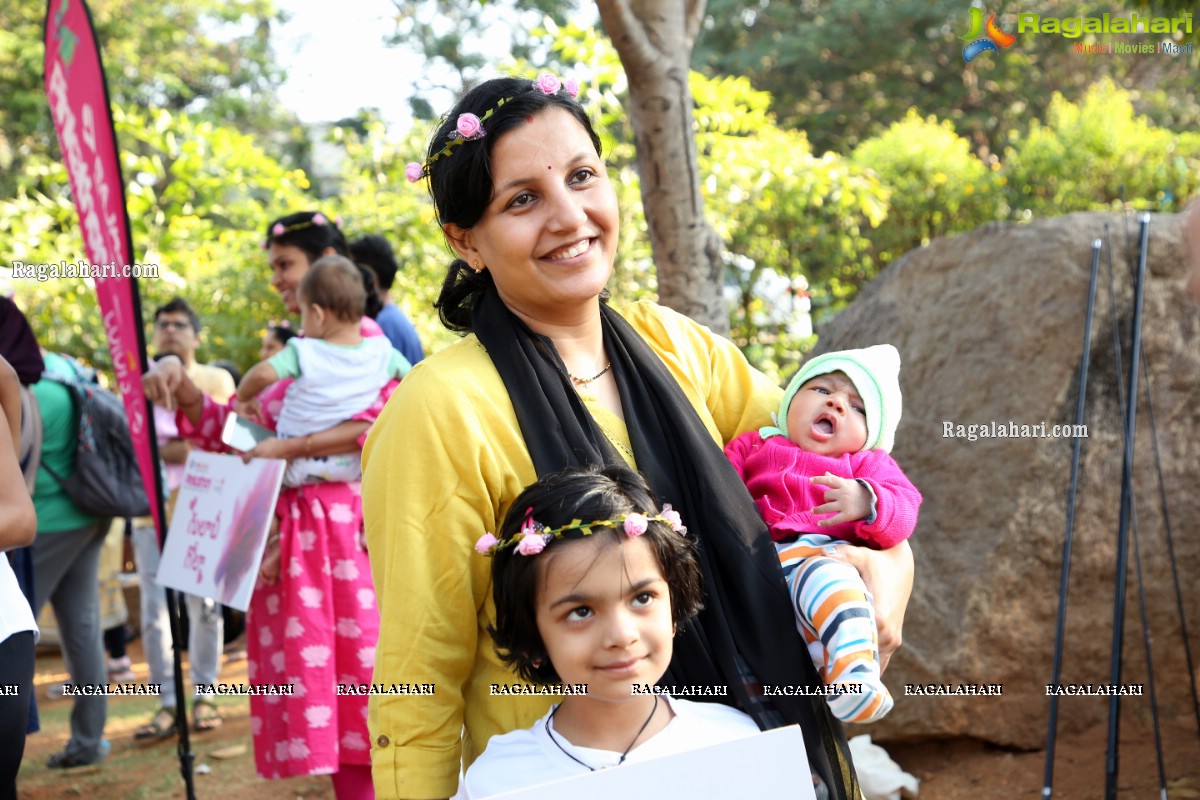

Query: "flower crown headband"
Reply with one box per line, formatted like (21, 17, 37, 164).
(406, 73, 581, 184)
(476, 505, 687, 557)
(261, 212, 341, 249)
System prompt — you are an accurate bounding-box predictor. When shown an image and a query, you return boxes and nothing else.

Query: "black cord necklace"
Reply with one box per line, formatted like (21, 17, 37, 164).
(545, 695, 659, 771)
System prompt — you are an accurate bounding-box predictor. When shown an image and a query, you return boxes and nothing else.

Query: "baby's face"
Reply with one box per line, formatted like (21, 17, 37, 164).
(786, 371, 868, 456)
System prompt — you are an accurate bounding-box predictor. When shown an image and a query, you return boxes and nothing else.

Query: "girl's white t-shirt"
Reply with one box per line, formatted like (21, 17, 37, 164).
(460, 695, 760, 799)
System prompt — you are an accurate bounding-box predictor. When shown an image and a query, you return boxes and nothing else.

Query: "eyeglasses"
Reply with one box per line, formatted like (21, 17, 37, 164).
(155, 320, 192, 331)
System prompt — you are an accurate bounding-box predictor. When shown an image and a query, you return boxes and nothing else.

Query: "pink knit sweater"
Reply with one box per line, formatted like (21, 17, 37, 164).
(725, 431, 921, 548)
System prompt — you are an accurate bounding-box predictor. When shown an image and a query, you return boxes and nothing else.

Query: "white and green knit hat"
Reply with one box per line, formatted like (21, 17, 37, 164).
(763, 344, 903, 453)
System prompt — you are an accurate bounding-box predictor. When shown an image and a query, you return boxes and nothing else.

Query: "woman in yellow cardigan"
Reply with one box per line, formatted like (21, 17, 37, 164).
(362, 74, 913, 800)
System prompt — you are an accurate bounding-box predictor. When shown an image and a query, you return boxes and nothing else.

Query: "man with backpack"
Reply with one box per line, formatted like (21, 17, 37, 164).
(131, 298, 236, 740)
(29, 349, 112, 768)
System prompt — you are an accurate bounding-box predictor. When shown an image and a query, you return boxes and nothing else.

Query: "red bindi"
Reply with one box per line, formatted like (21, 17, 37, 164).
(525, 115, 533, 123)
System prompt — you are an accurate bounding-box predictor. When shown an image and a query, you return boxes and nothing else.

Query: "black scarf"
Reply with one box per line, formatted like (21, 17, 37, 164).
(473, 289, 858, 799)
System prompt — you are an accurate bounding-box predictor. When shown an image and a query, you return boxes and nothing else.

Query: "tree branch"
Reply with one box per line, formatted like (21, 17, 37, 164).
(595, 0, 658, 73)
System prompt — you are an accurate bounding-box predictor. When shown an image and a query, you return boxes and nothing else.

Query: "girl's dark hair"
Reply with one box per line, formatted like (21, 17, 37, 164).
(488, 466, 704, 686)
(263, 211, 348, 262)
(267, 324, 298, 347)
(264, 211, 381, 318)
(427, 77, 604, 334)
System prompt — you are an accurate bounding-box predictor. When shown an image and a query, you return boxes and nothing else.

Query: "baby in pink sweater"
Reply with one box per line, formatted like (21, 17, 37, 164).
(725, 344, 921, 722)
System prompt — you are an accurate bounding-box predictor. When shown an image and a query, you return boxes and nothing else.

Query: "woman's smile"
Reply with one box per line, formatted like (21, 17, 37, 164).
(542, 238, 594, 262)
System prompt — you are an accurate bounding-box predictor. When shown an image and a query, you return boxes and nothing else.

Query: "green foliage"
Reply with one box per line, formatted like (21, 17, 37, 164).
(694, 74, 888, 373)
(851, 110, 1004, 262)
(1004, 78, 1200, 216)
(384, 0, 585, 120)
(4, 103, 314, 375)
(0, 0, 298, 199)
(694, 0, 1200, 158)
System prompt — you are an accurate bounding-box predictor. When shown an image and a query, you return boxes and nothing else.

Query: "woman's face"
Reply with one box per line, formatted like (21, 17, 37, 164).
(445, 108, 619, 329)
(267, 243, 312, 314)
(534, 534, 673, 704)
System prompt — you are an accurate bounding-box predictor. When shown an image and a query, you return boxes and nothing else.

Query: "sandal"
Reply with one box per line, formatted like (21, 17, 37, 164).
(134, 706, 178, 741)
(193, 698, 224, 732)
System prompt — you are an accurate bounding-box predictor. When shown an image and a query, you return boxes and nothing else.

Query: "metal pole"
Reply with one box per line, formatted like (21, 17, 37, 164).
(1042, 238, 1102, 799)
(1104, 214, 1151, 799)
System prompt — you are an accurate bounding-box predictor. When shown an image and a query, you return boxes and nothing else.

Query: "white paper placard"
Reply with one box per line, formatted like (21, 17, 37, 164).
(481, 724, 815, 800)
(156, 451, 285, 611)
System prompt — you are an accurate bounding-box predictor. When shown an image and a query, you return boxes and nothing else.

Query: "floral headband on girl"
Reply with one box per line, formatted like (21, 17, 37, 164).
(261, 213, 342, 249)
(406, 73, 581, 184)
(476, 504, 687, 557)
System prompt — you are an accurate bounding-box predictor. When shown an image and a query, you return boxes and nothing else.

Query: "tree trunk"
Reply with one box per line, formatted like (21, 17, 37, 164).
(595, 0, 728, 334)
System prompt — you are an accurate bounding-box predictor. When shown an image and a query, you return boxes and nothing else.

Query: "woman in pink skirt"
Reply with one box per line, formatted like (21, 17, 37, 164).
(143, 211, 396, 799)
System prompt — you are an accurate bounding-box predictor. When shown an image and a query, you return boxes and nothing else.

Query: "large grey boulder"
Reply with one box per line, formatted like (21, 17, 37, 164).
(814, 211, 1200, 748)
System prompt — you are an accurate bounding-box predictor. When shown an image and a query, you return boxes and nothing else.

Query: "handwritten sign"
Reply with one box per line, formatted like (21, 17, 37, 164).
(156, 451, 285, 611)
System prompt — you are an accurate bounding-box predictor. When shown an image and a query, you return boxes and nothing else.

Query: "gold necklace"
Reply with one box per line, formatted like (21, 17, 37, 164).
(568, 362, 612, 386)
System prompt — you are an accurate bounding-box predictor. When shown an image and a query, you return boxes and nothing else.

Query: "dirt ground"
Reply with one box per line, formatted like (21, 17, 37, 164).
(17, 641, 1200, 799)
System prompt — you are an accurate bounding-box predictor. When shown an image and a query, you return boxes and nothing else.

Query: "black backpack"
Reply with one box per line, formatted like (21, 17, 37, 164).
(41, 374, 151, 518)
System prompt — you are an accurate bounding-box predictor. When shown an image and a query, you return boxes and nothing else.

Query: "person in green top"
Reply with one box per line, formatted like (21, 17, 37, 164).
(30, 350, 111, 768)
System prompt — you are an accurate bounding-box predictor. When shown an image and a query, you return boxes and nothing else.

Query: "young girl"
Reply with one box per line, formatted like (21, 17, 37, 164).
(726, 344, 922, 723)
(463, 466, 761, 798)
(236, 255, 410, 486)
(259, 322, 296, 361)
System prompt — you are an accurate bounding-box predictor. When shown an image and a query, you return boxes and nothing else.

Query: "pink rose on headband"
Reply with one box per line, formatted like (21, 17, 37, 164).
(456, 113, 484, 140)
(623, 513, 648, 538)
(405, 162, 424, 183)
(535, 73, 561, 95)
(475, 533, 499, 555)
(271, 222, 285, 237)
(564, 78, 580, 98)
(516, 533, 547, 556)
(661, 504, 687, 536)
(312, 213, 327, 226)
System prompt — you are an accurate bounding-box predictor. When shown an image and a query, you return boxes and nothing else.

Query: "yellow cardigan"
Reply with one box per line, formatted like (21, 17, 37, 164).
(362, 300, 781, 799)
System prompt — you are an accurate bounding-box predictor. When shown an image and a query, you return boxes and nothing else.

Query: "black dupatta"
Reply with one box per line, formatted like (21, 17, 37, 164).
(473, 288, 859, 799)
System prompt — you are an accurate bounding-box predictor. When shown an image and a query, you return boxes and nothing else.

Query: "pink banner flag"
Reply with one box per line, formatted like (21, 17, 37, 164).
(44, 0, 163, 534)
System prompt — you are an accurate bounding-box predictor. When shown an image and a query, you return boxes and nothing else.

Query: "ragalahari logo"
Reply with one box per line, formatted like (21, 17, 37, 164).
(962, 8, 1017, 62)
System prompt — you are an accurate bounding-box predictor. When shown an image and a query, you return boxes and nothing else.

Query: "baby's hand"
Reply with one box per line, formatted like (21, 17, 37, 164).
(811, 472, 872, 526)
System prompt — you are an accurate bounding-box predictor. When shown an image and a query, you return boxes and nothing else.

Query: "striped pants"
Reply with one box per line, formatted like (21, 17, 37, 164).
(777, 534, 893, 723)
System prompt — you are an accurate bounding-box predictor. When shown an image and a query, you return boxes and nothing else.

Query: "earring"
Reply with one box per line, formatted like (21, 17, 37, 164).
(531, 657, 543, 668)
(473, 260, 485, 273)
